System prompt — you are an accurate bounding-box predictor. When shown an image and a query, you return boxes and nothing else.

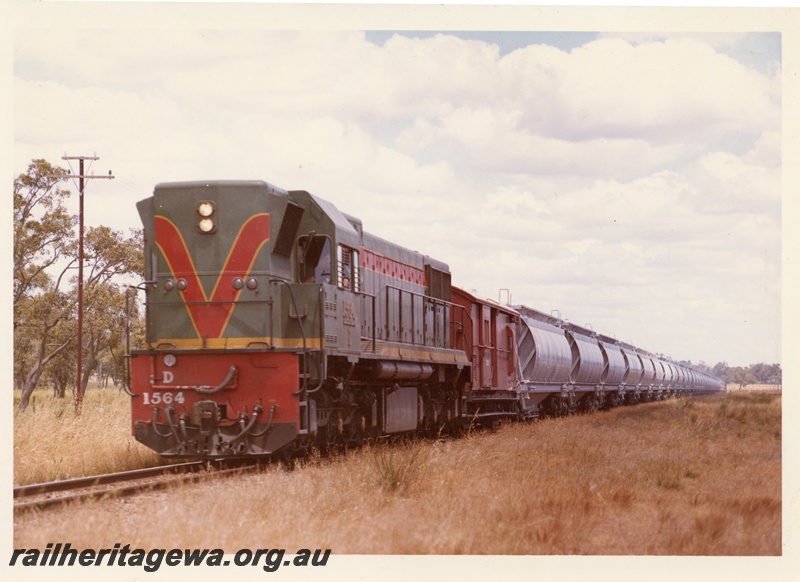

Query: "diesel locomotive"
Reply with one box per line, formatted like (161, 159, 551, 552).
(126, 180, 724, 459)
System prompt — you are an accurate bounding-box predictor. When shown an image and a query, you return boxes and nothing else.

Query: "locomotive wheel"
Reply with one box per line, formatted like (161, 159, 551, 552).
(279, 450, 296, 471)
(316, 411, 342, 455)
(346, 412, 367, 445)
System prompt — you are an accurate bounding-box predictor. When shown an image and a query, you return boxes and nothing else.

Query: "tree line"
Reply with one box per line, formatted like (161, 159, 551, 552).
(13, 159, 144, 412)
(682, 361, 782, 390)
(12, 158, 782, 414)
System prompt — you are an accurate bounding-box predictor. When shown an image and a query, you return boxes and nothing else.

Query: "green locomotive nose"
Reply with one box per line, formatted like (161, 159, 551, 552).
(137, 181, 288, 347)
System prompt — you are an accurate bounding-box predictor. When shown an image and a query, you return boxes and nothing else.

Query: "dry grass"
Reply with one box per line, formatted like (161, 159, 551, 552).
(14, 393, 781, 555)
(13, 384, 161, 485)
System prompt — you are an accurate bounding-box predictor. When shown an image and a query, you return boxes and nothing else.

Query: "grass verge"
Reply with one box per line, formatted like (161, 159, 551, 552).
(13, 392, 781, 555)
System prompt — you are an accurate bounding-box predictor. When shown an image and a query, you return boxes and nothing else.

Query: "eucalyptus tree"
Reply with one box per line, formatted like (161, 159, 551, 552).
(13, 160, 76, 411)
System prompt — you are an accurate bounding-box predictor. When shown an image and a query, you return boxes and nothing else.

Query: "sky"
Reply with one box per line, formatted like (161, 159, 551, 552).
(7, 3, 792, 370)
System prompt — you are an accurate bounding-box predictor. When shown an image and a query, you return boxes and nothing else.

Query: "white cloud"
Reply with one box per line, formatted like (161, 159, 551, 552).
(12, 26, 782, 366)
(502, 36, 778, 146)
(687, 147, 781, 217)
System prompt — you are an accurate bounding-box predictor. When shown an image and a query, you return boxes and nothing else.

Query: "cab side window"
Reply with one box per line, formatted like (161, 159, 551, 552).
(298, 236, 332, 284)
(337, 245, 359, 292)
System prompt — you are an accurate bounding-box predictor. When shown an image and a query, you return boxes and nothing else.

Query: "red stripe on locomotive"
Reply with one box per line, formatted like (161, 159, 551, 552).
(154, 213, 270, 338)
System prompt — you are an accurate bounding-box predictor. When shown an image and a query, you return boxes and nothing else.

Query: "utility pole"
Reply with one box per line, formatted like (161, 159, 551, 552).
(62, 154, 114, 415)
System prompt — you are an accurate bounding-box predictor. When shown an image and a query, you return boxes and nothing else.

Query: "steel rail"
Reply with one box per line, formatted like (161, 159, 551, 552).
(14, 461, 261, 513)
(14, 461, 207, 499)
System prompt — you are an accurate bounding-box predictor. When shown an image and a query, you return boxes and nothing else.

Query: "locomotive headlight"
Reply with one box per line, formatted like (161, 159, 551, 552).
(198, 201, 216, 233)
(163, 279, 175, 291)
(232, 277, 244, 290)
(198, 201, 215, 217)
(246, 277, 258, 290)
(164, 354, 177, 367)
(198, 217, 216, 233)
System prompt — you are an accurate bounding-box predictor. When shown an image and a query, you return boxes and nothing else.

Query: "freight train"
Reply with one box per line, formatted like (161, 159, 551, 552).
(126, 180, 724, 459)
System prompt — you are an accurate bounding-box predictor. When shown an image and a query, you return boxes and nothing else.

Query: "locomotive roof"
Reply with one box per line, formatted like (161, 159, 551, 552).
(153, 179, 289, 196)
(305, 190, 450, 274)
(299, 190, 361, 249)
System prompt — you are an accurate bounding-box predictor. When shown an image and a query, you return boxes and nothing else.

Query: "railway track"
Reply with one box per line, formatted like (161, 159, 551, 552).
(14, 461, 263, 513)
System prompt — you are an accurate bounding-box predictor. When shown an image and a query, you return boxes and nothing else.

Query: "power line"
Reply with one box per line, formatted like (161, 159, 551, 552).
(62, 154, 114, 416)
